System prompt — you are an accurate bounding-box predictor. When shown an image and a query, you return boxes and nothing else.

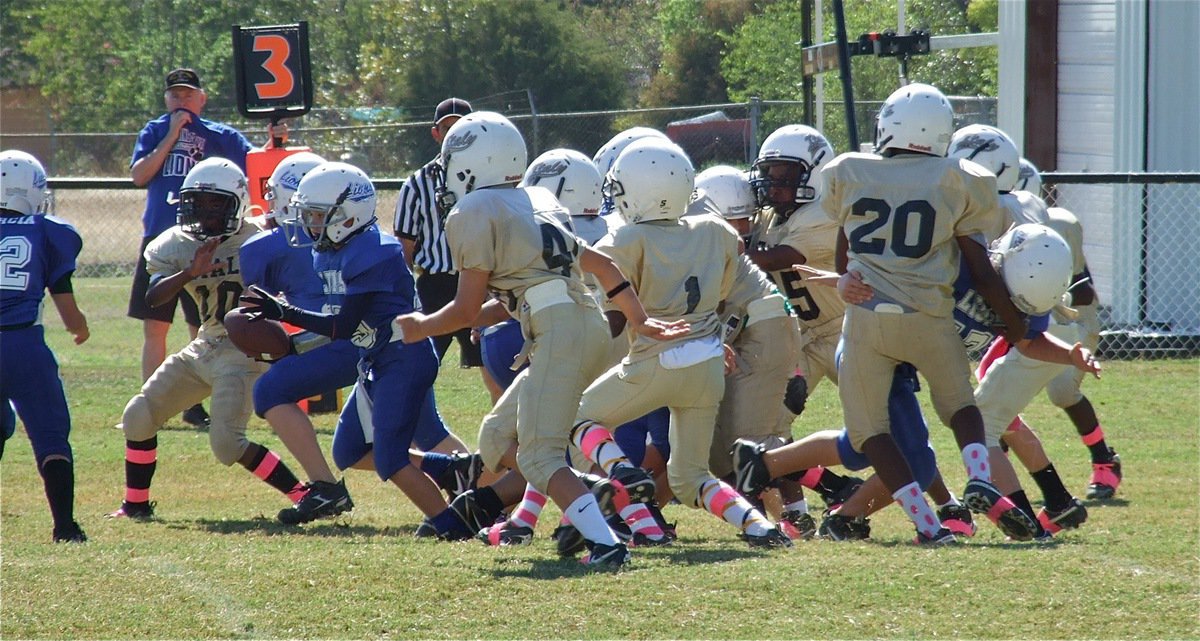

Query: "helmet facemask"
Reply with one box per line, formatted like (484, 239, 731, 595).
(749, 159, 814, 215)
(179, 189, 242, 239)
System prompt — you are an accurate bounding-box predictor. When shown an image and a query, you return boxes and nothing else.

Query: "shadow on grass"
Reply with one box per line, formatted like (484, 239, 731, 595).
(484, 543, 766, 580)
(166, 516, 400, 538)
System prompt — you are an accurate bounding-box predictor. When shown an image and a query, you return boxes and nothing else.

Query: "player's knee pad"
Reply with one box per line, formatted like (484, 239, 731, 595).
(515, 444, 565, 494)
(1046, 373, 1084, 409)
(477, 413, 517, 473)
(208, 429, 249, 466)
(120, 394, 160, 442)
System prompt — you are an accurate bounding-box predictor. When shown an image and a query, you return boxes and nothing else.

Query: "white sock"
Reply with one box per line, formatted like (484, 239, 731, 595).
(783, 498, 809, 514)
(892, 481, 942, 537)
(961, 443, 991, 482)
(565, 493, 619, 546)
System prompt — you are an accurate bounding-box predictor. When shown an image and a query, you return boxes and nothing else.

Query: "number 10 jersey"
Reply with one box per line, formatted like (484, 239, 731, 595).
(145, 224, 256, 341)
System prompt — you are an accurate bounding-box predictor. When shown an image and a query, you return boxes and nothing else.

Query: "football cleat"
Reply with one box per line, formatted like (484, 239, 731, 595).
(780, 509, 817, 540)
(581, 541, 631, 568)
(1086, 451, 1122, 500)
(913, 527, 957, 546)
(413, 518, 438, 538)
(818, 511, 870, 541)
(52, 521, 88, 543)
(730, 439, 772, 499)
(181, 403, 210, 430)
(610, 465, 656, 505)
(1037, 497, 1088, 534)
(107, 500, 155, 520)
(277, 478, 353, 525)
(446, 490, 492, 535)
(744, 525, 794, 549)
(436, 451, 483, 500)
(552, 523, 587, 557)
(937, 503, 977, 537)
(962, 478, 1039, 541)
(819, 475, 865, 509)
(478, 521, 535, 547)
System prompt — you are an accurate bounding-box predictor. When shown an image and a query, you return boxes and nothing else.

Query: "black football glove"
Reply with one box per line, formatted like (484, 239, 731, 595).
(783, 373, 808, 416)
(239, 284, 298, 323)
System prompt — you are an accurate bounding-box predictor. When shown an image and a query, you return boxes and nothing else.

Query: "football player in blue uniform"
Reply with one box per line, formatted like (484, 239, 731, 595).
(0, 150, 90, 542)
(242, 162, 471, 537)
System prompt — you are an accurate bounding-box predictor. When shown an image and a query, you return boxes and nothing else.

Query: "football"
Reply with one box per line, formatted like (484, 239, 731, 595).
(223, 308, 291, 361)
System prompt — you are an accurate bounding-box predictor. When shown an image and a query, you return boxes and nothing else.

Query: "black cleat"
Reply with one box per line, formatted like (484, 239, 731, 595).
(818, 510, 870, 541)
(963, 478, 1038, 541)
(1087, 451, 1122, 500)
(818, 475, 865, 509)
(414, 518, 438, 538)
(53, 521, 88, 543)
(913, 527, 957, 546)
(552, 523, 587, 557)
(582, 541, 630, 568)
(1037, 497, 1088, 534)
(937, 503, 977, 537)
(181, 403, 210, 430)
(107, 500, 155, 520)
(610, 465, 656, 504)
(277, 478, 353, 525)
(780, 509, 817, 540)
(446, 490, 492, 536)
(744, 525, 794, 549)
(436, 451, 483, 500)
(730, 439, 772, 499)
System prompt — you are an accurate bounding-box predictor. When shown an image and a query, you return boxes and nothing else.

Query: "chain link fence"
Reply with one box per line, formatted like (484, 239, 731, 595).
(1042, 173, 1200, 358)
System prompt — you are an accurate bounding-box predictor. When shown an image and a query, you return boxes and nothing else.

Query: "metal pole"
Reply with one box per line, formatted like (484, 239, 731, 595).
(801, 0, 815, 126)
(526, 88, 539, 157)
(832, 0, 859, 150)
(748, 96, 762, 163)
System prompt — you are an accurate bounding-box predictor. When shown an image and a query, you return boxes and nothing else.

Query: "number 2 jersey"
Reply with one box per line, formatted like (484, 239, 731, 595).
(0, 214, 82, 327)
(145, 223, 257, 341)
(821, 152, 1003, 317)
(446, 186, 600, 327)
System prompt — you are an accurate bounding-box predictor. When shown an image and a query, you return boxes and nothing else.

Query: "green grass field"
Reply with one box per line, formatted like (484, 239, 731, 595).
(2, 277, 1198, 639)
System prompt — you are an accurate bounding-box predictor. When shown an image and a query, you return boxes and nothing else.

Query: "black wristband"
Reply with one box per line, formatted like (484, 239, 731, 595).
(606, 280, 631, 300)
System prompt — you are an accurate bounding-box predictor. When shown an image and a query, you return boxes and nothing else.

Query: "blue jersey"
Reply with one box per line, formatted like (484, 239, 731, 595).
(312, 225, 416, 359)
(952, 256, 1049, 353)
(131, 112, 252, 238)
(240, 227, 328, 312)
(0, 214, 82, 327)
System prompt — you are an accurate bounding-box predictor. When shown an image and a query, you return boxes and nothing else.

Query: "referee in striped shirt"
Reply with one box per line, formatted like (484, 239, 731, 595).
(394, 98, 492, 382)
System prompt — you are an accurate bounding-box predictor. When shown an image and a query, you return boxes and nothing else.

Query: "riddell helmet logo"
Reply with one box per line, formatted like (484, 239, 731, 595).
(529, 159, 569, 178)
(954, 133, 998, 155)
(908, 143, 933, 152)
(444, 130, 477, 152)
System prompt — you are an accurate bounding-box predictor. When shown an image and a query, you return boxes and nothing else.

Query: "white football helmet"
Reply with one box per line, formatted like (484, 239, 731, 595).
(178, 157, 249, 239)
(265, 152, 326, 219)
(604, 138, 694, 224)
(1015, 158, 1043, 196)
(694, 165, 755, 220)
(874, 83, 954, 157)
(0, 149, 50, 215)
(284, 161, 377, 251)
(437, 111, 527, 213)
(592, 126, 670, 176)
(750, 124, 835, 210)
(520, 148, 602, 216)
(991, 223, 1073, 316)
(948, 124, 1020, 192)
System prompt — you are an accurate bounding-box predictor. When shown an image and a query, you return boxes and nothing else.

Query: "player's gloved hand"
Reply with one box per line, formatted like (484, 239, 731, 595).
(783, 373, 808, 416)
(239, 285, 298, 323)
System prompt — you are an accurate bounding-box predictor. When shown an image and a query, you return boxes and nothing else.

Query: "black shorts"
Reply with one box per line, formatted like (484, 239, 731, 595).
(417, 271, 483, 368)
(127, 236, 201, 326)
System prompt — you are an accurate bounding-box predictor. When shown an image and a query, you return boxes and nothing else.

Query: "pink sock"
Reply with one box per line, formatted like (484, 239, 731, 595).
(510, 484, 547, 529)
(571, 420, 630, 474)
(620, 503, 664, 540)
(701, 479, 770, 536)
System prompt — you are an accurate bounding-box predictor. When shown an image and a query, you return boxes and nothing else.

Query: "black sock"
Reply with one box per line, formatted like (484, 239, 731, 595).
(125, 437, 157, 502)
(1087, 441, 1113, 464)
(1030, 464, 1073, 511)
(474, 486, 505, 522)
(1007, 490, 1046, 536)
(241, 443, 303, 497)
(817, 468, 851, 493)
(40, 458, 76, 530)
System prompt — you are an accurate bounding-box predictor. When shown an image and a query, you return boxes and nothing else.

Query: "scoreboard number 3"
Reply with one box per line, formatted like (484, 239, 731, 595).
(252, 34, 295, 100)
